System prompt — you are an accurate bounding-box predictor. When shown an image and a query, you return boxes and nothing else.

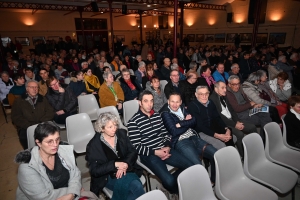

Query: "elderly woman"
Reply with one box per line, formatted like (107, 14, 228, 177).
(134, 61, 146, 86)
(15, 122, 81, 199)
(46, 76, 77, 124)
(99, 71, 124, 112)
(269, 72, 292, 102)
(68, 71, 87, 97)
(86, 112, 145, 198)
(145, 75, 167, 112)
(284, 96, 300, 148)
(120, 69, 143, 101)
(142, 64, 155, 89)
(198, 64, 216, 93)
(0, 71, 14, 104)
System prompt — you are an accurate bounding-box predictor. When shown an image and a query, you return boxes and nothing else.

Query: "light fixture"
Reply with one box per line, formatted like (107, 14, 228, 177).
(101, 11, 103, 13)
(144, 25, 146, 28)
(154, 24, 157, 28)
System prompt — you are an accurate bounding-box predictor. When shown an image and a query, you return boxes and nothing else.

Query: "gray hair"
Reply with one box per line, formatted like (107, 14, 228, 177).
(189, 61, 197, 70)
(214, 81, 226, 88)
(103, 71, 113, 80)
(290, 52, 298, 60)
(98, 60, 104, 66)
(246, 72, 260, 84)
(94, 112, 119, 133)
(170, 63, 179, 70)
(278, 55, 286, 62)
(228, 75, 240, 83)
(138, 61, 145, 68)
(81, 61, 88, 67)
(196, 85, 209, 93)
(231, 63, 239, 70)
(256, 70, 266, 79)
(136, 55, 142, 59)
(25, 80, 39, 88)
(0, 71, 9, 77)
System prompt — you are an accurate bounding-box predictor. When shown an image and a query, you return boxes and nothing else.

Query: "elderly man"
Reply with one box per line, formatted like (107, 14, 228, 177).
(209, 81, 257, 157)
(170, 63, 185, 80)
(11, 80, 54, 149)
(212, 63, 229, 83)
(160, 58, 172, 81)
(229, 63, 243, 83)
(226, 75, 272, 138)
(134, 61, 146, 85)
(164, 69, 184, 99)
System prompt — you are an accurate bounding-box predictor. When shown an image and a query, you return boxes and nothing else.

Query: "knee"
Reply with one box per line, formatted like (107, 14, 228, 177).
(129, 180, 144, 192)
(162, 175, 176, 190)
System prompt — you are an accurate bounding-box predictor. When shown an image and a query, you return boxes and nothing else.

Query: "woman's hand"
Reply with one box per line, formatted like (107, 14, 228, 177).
(115, 162, 128, 170)
(116, 168, 126, 179)
(117, 103, 123, 110)
(56, 193, 74, 200)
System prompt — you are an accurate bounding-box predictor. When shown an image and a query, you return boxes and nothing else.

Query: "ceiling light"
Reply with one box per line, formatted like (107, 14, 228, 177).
(147, 5, 151, 7)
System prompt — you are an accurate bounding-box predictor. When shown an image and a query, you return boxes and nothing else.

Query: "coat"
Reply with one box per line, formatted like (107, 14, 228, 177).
(119, 76, 143, 101)
(11, 94, 55, 131)
(0, 77, 14, 101)
(99, 81, 124, 107)
(145, 84, 167, 112)
(68, 77, 87, 97)
(15, 145, 81, 200)
(242, 81, 272, 106)
(284, 110, 300, 147)
(85, 129, 138, 196)
(179, 80, 198, 106)
(212, 71, 229, 83)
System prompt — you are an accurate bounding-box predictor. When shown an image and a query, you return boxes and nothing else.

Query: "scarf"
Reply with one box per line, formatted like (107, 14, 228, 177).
(84, 74, 100, 89)
(201, 73, 216, 87)
(125, 79, 136, 90)
(290, 108, 300, 121)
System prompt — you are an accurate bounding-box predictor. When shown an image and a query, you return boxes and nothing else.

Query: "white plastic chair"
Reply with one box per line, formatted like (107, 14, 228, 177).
(281, 115, 300, 151)
(78, 94, 100, 121)
(129, 69, 134, 75)
(103, 175, 146, 199)
(64, 77, 71, 84)
(53, 121, 66, 129)
(123, 100, 139, 126)
(27, 124, 38, 149)
(243, 133, 297, 199)
(160, 80, 168, 91)
(177, 164, 217, 200)
(96, 106, 127, 130)
(264, 122, 300, 173)
(66, 113, 95, 153)
(136, 190, 168, 200)
(112, 71, 120, 76)
(214, 146, 277, 200)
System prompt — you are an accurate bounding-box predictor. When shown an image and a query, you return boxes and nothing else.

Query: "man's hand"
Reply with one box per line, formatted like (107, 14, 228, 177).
(58, 87, 65, 93)
(115, 162, 128, 170)
(235, 122, 244, 130)
(215, 133, 232, 142)
(185, 114, 192, 120)
(56, 110, 65, 115)
(175, 123, 181, 128)
(116, 168, 126, 179)
(155, 149, 171, 160)
(253, 104, 263, 108)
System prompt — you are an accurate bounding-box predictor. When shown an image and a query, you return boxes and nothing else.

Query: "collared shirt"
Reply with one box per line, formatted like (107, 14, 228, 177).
(100, 134, 118, 156)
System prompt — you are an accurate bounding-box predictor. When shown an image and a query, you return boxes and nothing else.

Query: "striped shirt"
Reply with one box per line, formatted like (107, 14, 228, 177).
(128, 109, 171, 156)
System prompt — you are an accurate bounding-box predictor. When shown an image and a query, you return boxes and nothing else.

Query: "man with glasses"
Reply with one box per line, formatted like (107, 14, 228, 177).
(160, 58, 172, 81)
(12, 80, 55, 149)
(229, 63, 243, 83)
(164, 69, 184, 99)
(226, 75, 272, 137)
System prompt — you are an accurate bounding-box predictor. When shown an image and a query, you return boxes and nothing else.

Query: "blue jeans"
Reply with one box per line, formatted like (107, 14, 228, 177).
(140, 148, 194, 193)
(175, 135, 217, 182)
(105, 174, 145, 200)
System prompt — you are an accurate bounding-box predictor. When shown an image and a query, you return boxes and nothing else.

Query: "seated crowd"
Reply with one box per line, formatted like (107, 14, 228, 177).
(1, 40, 300, 199)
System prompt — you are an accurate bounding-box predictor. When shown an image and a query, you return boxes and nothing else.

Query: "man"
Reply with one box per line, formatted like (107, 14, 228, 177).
(226, 75, 272, 138)
(11, 80, 54, 149)
(229, 63, 243, 83)
(128, 91, 193, 194)
(160, 58, 172, 81)
(87, 55, 96, 73)
(160, 92, 217, 183)
(188, 86, 235, 149)
(164, 69, 184, 99)
(212, 63, 229, 83)
(277, 55, 294, 82)
(172, 58, 184, 74)
(210, 81, 257, 157)
(196, 59, 207, 75)
(110, 55, 123, 71)
(145, 53, 153, 65)
(38, 68, 49, 96)
(170, 63, 185, 80)
(134, 61, 146, 85)
(239, 51, 251, 80)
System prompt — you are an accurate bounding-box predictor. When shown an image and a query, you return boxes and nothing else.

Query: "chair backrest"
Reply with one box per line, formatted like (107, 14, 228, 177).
(129, 69, 134, 75)
(242, 133, 268, 178)
(96, 106, 127, 130)
(123, 100, 139, 126)
(281, 114, 288, 146)
(64, 77, 71, 84)
(136, 190, 168, 200)
(112, 71, 120, 76)
(264, 122, 286, 159)
(27, 124, 38, 149)
(178, 165, 217, 200)
(160, 80, 168, 91)
(66, 113, 95, 153)
(214, 146, 246, 199)
(78, 94, 100, 121)
(8, 94, 20, 106)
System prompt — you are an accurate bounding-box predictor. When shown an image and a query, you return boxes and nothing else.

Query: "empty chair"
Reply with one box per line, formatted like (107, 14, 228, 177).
(27, 124, 38, 149)
(112, 71, 120, 76)
(66, 113, 95, 153)
(78, 94, 100, 121)
(214, 146, 277, 200)
(264, 122, 300, 173)
(177, 165, 217, 200)
(136, 190, 168, 200)
(96, 106, 127, 130)
(160, 80, 168, 91)
(281, 115, 300, 151)
(123, 100, 139, 126)
(243, 133, 297, 199)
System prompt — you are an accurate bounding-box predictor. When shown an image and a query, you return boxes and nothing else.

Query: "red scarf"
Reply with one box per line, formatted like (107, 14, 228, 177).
(201, 74, 216, 87)
(125, 79, 136, 90)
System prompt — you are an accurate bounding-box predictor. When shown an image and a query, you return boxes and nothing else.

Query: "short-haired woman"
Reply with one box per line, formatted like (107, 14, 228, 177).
(145, 75, 167, 112)
(269, 72, 292, 102)
(86, 112, 145, 198)
(198, 65, 216, 93)
(120, 69, 143, 101)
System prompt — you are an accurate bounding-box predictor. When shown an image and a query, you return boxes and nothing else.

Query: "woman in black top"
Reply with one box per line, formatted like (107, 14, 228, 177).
(86, 112, 145, 198)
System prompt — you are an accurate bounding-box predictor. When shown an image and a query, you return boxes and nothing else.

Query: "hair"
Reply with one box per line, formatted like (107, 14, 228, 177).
(243, 51, 250, 57)
(57, 63, 63, 68)
(199, 58, 206, 64)
(270, 57, 277, 62)
(288, 96, 300, 107)
(217, 62, 224, 69)
(71, 70, 83, 77)
(25, 67, 33, 72)
(290, 52, 298, 60)
(72, 56, 78, 61)
(146, 64, 153, 71)
(256, 70, 267, 80)
(189, 61, 197, 70)
(196, 85, 209, 93)
(34, 121, 60, 143)
(46, 76, 57, 87)
(121, 68, 130, 75)
(170, 69, 179, 76)
(13, 74, 24, 81)
(25, 80, 38, 88)
(136, 55, 142, 59)
(150, 75, 160, 82)
(103, 66, 110, 72)
(277, 71, 289, 81)
(138, 90, 153, 101)
(81, 61, 88, 67)
(200, 65, 211, 75)
(170, 63, 178, 70)
(1, 71, 9, 77)
(186, 71, 198, 80)
(94, 112, 119, 133)
(169, 91, 182, 99)
(214, 81, 226, 88)
(278, 55, 286, 62)
(228, 75, 240, 83)
(138, 61, 146, 68)
(246, 72, 260, 84)
(103, 71, 112, 80)
(231, 63, 239, 70)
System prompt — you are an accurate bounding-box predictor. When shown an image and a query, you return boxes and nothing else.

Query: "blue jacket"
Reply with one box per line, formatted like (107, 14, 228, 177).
(212, 71, 229, 83)
(160, 104, 197, 147)
(68, 78, 87, 97)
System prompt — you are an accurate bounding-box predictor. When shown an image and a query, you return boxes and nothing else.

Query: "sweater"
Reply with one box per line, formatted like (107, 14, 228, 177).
(212, 71, 229, 83)
(99, 81, 124, 107)
(226, 86, 252, 113)
(0, 78, 14, 101)
(128, 109, 171, 156)
(145, 85, 167, 112)
(9, 85, 26, 96)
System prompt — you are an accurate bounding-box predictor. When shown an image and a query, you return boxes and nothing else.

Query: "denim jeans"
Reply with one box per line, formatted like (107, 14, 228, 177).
(105, 174, 145, 200)
(140, 148, 194, 193)
(175, 135, 217, 182)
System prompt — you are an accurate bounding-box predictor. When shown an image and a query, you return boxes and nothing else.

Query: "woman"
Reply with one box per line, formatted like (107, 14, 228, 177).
(123, 55, 131, 69)
(142, 64, 155, 89)
(198, 65, 216, 93)
(0, 71, 14, 104)
(268, 57, 282, 80)
(15, 122, 81, 199)
(68, 71, 87, 97)
(269, 72, 292, 102)
(284, 96, 300, 148)
(180, 71, 199, 106)
(46, 76, 77, 124)
(119, 69, 143, 101)
(145, 76, 167, 112)
(84, 69, 101, 94)
(86, 112, 144, 198)
(99, 71, 124, 112)
(71, 57, 80, 71)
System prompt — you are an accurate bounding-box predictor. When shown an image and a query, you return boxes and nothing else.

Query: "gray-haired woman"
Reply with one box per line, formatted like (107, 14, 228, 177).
(86, 112, 145, 198)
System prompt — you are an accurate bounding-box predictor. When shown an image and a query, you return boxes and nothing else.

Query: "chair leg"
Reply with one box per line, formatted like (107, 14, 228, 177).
(1, 104, 8, 123)
(292, 184, 295, 200)
(147, 173, 152, 191)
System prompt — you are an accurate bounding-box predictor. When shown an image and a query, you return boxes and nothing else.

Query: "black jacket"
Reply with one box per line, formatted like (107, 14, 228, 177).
(164, 80, 184, 99)
(284, 110, 300, 148)
(180, 80, 199, 106)
(85, 129, 139, 196)
(119, 76, 143, 101)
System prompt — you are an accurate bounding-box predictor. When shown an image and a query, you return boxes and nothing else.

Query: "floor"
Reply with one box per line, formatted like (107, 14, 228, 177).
(0, 109, 299, 199)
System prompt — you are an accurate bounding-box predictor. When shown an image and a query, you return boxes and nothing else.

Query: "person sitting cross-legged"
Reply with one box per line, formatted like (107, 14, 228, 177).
(159, 92, 217, 184)
(128, 90, 193, 194)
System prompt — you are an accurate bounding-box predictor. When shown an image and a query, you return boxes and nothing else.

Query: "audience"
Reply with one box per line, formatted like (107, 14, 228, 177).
(111, 55, 123, 71)
(160, 58, 172, 81)
(119, 69, 143, 101)
(164, 69, 184, 99)
(269, 72, 292, 102)
(198, 64, 216, 93)
(0, 71, 14, 104)
(38, 68, 49, 96)
(180, 71, 199, 106)
(8, 75, 26, 99)
(142, 64, 155, 89)
(145, 75, 167, 112)
(134, 61, 146, 86)
(68, 71, 87, 97)
(268, 57, 282, 80)
(24, 68, 38, 82)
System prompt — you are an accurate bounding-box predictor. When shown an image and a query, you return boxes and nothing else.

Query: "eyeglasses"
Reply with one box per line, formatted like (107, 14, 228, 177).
(50, 80, 59, 87)
(27, 86, 38, 89)
(43, 137, 60, 146)
(229, 83, 240, 86)
(197, 92, 209, 96)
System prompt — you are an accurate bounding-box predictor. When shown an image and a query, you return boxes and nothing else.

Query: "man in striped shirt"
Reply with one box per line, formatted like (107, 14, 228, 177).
(128, 90, 193, 194)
